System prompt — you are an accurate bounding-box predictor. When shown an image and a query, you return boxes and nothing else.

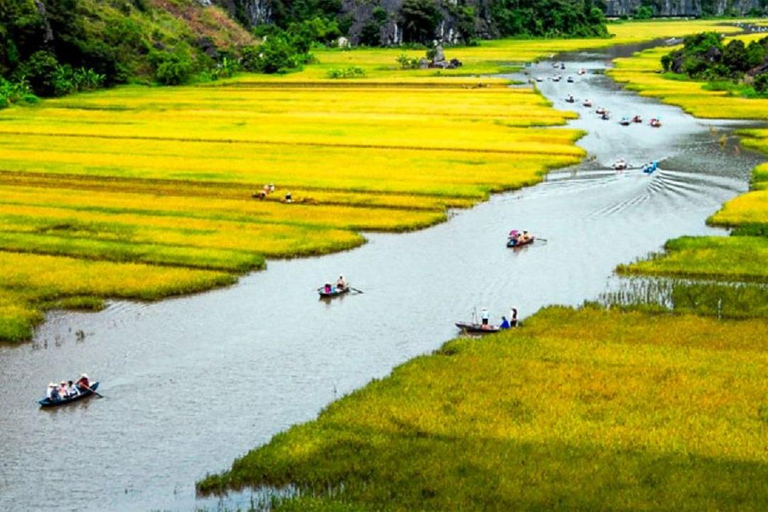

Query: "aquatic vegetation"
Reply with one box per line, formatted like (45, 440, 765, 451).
(198, 306, 768, 509)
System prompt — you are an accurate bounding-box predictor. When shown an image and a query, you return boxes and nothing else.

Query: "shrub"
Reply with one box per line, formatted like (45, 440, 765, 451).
(154, 53, 193, 85)
(326, 66, 365, 78)
(21, 51, 59, 97)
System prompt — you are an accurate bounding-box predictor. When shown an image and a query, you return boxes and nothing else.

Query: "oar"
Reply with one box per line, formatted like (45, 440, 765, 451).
(350, 287, 364, 294)
(82, 384, 103, 398)
(537, 238, 548, 242)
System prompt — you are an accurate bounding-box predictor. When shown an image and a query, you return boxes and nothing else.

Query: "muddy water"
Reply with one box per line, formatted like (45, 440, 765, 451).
(0, 46, 764, 511)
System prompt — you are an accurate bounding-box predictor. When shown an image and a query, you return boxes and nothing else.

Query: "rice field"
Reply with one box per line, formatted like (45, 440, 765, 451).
(198, 305, 768, 510)
(609, 32, 768, 286)
(0, 49, 587, 343)
(0, 20, 746, 343)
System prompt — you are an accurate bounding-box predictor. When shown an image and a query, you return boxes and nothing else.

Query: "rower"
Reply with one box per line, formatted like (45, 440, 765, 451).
(76, 374, 90, 392)
(336, 275, 347, 291)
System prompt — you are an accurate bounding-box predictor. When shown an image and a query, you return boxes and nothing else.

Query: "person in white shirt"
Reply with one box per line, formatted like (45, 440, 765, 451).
(481, 307, 490, 327)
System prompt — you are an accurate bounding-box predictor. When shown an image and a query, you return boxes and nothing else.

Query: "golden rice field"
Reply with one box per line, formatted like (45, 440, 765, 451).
(609, 32, 768, 284)
(0, 20, 745, 343)
(199, 305, 768, 510)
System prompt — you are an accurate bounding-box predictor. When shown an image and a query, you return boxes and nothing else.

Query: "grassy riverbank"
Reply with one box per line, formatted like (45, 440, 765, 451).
(609, 35, 768, 285)
(0, 19, 747, 343)
(198, 305, 768, 509)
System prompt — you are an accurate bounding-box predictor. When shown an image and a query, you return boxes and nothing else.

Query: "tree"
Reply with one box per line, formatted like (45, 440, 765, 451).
(21, 51, 59, 96)
(400, 0, 441, 44)
(723, 40, 748, 74)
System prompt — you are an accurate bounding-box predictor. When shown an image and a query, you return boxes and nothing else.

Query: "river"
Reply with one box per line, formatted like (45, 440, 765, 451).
(0, 43, 763, 511)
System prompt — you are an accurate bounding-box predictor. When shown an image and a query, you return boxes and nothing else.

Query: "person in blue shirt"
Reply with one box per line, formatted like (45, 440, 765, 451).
(499, 316, 511, 329)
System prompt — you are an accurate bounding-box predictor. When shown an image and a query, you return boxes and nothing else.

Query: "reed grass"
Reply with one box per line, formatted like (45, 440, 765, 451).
(198, 305, 768, 510)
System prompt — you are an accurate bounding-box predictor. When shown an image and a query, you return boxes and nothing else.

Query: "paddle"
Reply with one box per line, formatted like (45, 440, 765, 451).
(82, 384, 103, 398)
(350, 287, 364, 294)
(537, 238, 548, 242)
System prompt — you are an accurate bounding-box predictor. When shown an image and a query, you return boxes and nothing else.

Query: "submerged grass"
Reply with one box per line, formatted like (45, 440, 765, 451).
(198, 306, 768, 510)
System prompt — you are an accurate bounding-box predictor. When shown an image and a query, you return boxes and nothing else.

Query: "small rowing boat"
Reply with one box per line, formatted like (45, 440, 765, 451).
(39, 382, 100, 408)
(507, 236, 535, 248)
(318, 286, 350, 298)
(455, 322, 500, 334)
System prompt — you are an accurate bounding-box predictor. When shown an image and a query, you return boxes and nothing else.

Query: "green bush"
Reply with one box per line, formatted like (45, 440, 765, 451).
(21, 51, 59, 96)
(326, 66, 365, 78)
(153, 53, 193, 85)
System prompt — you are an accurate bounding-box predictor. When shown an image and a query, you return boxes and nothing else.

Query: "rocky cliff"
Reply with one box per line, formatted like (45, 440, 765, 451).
(605, 0, 765, 17)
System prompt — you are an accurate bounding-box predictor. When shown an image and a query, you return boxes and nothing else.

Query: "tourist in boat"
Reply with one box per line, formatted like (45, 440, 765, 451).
(76, 374, 90, 392)
(500, 316, 511, 329)
(59, 381, 69, 397)
(67, 380, 79, 398)
(336, 275, 347, 291)
(324, 282, 332, 293)
(510, 307, 519, 327)
(46, 383, 57, 400)
(519, 231, 532, 244)
(508, 229, 520, 244)
(481, 307, 490, 327)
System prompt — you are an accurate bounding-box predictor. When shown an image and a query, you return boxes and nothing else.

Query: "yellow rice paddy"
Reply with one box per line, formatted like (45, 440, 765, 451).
(0, 20, 745, 342)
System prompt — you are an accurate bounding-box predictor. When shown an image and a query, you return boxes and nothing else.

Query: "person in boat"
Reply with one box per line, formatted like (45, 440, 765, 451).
(46, 382, 57, 400)
(336, 275, 347, 291)
(499, 316, 511, 329)
(480, 307, 490, 327)
(67, 380, 79, 398)
(510, 307, 519, 327)
(508, 229, 520, 245)
(324, 282, 332, 293)
(285, 191, 292, 203)
(519, 231, 532, 244)
(76, 374, 90, 392)
(59, 381, 69, 397)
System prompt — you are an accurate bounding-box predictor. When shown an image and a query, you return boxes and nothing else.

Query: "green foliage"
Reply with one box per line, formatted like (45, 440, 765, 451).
(0, 76, 36, 109)
(396, 53, 421, 69)
(663, 32, 768, 96)
(399, 0, 441, 44)
(633, 5, 654, 19)
(152, 52, 193, 86)
(754, 73, 768, 94)
(21, 51, 59, 97)
(326, 66, 365, 78)
(491, 0, 608, 38)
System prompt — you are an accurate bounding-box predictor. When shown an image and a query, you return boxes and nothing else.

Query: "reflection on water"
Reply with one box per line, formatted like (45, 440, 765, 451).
(0, 46, 765, 511)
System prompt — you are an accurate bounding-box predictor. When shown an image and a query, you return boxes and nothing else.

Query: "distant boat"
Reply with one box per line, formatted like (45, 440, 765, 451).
(507, 235, 535, 248)
(567, 76, 574, 83)
(642, 161, 659, 174)
(650, 118, 662, 127)
(619, 117, 631, 126)
(318, 286, 350, 298)
(632, 115, 642, 123)
(583, 99, 592, 107)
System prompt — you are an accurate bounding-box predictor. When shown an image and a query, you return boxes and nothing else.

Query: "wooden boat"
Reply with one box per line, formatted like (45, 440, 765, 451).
(613, 159, 628, 171)
(39, 382, 99, 408)
(632, 115, 642, 123)
(650, 118, 662, 127)
(566, 76, 574, 83)
(583, 99, 592, 107)
(455, 322, 500, 334)
(318, 286, 350, 298)
(595, 107, 606, 115)
(619, 117, 631, 126)
(565, 95, 575, 103)
(507, 236, 535, 248)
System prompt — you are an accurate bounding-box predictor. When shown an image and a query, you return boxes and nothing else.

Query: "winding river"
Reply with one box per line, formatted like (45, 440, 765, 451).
(0, 42, 763, 511)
